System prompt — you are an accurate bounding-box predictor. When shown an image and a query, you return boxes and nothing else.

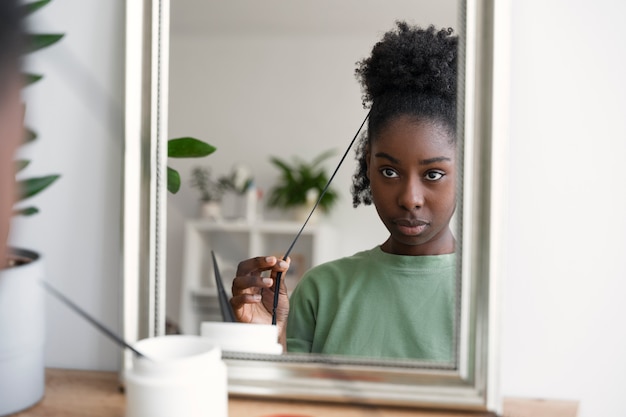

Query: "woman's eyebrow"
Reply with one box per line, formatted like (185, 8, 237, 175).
(374, 152, 400, 164)
(420, 156, 452, 165)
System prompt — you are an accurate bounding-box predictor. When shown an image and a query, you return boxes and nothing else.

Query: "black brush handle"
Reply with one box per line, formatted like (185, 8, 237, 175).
(40, 280, 151, 360)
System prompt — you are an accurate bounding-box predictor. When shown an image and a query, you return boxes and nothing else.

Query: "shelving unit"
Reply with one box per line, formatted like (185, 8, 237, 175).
(179, 219, 336, 334)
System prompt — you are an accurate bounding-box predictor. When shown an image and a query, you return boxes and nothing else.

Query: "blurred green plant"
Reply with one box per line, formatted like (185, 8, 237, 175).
(267, 149, 338, 213)
(14, 0, 64, 216)
(189, 167, 224, 202)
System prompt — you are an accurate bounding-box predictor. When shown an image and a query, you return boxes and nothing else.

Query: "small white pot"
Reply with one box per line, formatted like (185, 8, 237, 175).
(292, 203, 319, 224)
(125, 335, 227, 417)
(0, 248, 45, 415)
(200, 201, 222, 220)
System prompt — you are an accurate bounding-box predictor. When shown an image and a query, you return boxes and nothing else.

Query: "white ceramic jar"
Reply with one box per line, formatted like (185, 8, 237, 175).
(125, 335, 227, 417)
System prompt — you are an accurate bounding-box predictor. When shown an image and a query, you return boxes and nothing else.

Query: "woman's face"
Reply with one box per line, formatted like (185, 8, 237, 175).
(366, 115, 456, 256)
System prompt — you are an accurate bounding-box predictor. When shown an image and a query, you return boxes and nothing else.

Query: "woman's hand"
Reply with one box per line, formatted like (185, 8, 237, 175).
(230, 256, 291, 347)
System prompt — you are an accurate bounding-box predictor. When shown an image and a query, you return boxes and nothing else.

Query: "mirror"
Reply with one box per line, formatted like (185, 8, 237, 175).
(166, 0, 459, 349)
(124, 0, 504, 411)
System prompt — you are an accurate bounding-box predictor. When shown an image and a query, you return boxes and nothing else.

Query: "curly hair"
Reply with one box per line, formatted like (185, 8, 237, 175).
(351, 22, 458, 207)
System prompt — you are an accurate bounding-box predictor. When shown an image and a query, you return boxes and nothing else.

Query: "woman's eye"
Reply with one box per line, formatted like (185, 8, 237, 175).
(380, 168, 399, 178)
(425, 171, 445, 181)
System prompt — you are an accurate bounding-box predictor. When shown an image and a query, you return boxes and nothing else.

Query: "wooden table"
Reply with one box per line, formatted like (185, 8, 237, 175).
(10, 369, 578, 417)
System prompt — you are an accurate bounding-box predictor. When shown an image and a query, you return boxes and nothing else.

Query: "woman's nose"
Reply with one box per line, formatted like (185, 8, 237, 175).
(398, 176, 424, 210)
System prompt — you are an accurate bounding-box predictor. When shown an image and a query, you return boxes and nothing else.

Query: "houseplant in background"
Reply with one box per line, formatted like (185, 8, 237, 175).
(188, 164, 256, 221)
(218, 164, 256, 222)
(189, 166, 226, 220)
(0, 0, 63, 414)
(267, 149, 339, 222)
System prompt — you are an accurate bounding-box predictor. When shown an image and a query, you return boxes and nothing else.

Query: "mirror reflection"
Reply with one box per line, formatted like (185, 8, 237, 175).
(166, 0, 459, 364)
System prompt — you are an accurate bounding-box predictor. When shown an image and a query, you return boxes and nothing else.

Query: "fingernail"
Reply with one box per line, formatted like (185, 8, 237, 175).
(262, 278, 273, 286)
(252, 294, 262, 301)
(279, 261, 288, 268)
(265, 256, 276, 263)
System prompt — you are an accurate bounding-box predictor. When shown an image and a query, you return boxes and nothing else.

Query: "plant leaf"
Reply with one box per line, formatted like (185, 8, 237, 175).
(310, 148, 337, 168)
(168, 137, 216, 158)
(22, 0, 51, 16)
(25, 34, 64, 54)
(17, 174, 60, 201)
(269, 157, 292, 173)
(24, 128, 37, 143)
(23, 73, 43, 86)
(14, 207, 39, 216)
(168, 167, 181, 194)
(15, 160, 31, 173)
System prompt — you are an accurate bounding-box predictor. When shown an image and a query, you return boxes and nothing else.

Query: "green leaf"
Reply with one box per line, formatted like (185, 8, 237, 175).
(168, 138, 216, 158)
(311, 148, 337, 167)
(15, 160, 31, 173)
(22, 0, 51, 16)
(25, 34, 64, 54)
(167, 167, 181, 194)
(24, 129, 37, 143)
(24, 73, 43, 86)
(24, 128, 37, 143)
(14, 207, 40, 216)
(17, 174, 60, 201)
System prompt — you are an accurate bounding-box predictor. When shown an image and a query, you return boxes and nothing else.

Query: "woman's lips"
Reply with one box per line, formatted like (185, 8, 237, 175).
(394, 219, 429, 236)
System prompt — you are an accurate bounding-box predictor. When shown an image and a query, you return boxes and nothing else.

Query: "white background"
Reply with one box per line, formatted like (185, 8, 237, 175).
(9, 1, 626, 416)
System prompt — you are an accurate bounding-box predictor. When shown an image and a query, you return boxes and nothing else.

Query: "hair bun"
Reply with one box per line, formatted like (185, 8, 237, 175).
(355, 22, 457, 107)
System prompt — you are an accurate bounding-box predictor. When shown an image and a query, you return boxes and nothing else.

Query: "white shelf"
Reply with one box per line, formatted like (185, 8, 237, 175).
(179, 218, 336, 334)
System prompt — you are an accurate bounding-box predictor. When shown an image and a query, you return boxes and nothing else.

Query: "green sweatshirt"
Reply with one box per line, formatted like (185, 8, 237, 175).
(286, 246, 456, 362)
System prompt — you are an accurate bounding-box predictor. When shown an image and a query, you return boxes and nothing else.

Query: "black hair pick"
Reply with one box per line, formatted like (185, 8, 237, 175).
(271, 110, 371, 325)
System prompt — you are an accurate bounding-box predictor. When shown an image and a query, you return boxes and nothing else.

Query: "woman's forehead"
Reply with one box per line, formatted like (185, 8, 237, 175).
(370, 117, 456, 157)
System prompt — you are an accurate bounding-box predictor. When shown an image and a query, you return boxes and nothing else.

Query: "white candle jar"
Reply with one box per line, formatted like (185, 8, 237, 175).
(125, 335, 227, 417)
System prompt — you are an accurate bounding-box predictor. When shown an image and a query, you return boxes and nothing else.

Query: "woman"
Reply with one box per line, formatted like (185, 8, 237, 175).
(231, 22, 458, 361)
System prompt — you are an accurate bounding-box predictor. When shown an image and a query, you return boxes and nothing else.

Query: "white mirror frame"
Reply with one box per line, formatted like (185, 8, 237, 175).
(123, 0, 509, 412)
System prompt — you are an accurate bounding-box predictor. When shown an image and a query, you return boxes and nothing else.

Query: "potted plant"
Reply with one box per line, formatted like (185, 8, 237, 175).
(0, 1, 63, 414)
(190, 167, 227, 220)
(267, 149, 338, 222)
(218, 164, 256, 222)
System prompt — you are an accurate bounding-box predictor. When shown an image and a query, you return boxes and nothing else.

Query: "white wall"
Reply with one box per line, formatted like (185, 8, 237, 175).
(10, 0, 124, 371)
(501, 1, 626, 416)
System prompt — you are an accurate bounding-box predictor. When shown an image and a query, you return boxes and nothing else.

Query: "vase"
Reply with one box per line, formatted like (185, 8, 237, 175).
(200, 201, 222, 220)
(293, 203, 319, 224)
(0, 248, 45, 415)
(221, 187, 257, 223)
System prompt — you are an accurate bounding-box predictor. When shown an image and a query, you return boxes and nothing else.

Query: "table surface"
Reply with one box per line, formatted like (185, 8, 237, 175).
(10, 369, 579, 417)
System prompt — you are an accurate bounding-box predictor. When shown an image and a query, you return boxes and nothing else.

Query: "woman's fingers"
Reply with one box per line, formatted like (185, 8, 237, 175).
(229, 293, 262, 310)
(233, 256, 291, 294)
(236, 256, 279, 276)
(230, 255, 292, 325)
(232, 274, 273, 294)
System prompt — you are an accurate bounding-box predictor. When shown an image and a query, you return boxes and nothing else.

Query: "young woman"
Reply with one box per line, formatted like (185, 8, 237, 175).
(231, 22, 458, 361)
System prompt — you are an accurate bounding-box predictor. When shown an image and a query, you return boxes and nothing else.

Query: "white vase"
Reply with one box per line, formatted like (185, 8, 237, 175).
(200, 201, 222, 220)
(0, 248, 45, 415)
(221, 187, 257, 222)
(293, 203, 319, 224)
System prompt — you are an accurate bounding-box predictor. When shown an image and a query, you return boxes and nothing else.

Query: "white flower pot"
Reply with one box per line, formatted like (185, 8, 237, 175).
(0, 248, 45, 415)
(221, 187, 257, 222)
(200, 201, 222, 220)
(293, 203, 319, 224)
